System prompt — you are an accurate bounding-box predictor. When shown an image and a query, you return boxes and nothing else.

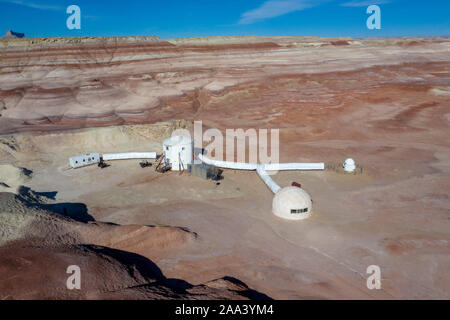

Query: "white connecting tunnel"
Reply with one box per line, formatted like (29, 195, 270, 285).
(102, 152, 157, 161)
(256, 165, 282, 194)
(197, 153, 258, 170)
(263, 163, 325, 171)
(197, 153, 324, 194)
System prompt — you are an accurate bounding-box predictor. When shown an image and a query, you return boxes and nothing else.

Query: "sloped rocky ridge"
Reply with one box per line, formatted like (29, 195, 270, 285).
(0, 191, 270, 300)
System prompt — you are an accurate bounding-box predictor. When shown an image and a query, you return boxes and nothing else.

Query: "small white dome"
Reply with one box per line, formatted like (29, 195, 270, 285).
(272, 186, 312, 220)
(343, 158, 356, 172)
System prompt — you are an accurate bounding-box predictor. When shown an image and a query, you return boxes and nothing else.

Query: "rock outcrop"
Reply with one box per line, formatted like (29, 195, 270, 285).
(3, 30, 25, 39)
(0, 191, 271, 299)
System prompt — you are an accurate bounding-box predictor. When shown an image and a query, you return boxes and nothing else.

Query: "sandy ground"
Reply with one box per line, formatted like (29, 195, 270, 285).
(0, 36, 449, 299)
(1, 115, 448, 299)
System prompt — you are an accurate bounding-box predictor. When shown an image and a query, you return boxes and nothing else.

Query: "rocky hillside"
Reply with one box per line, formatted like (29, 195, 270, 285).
(2, 30, 25, 39)
(0, 36, 448, 135)
(0, 190, 270, 299)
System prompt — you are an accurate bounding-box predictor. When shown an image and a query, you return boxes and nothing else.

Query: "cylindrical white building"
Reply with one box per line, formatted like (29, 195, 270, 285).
(163, 135, 193, 171)
(272, 186, 313, 220)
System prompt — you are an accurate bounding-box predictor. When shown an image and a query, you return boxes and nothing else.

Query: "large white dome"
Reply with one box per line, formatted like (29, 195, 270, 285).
(272, 186, 312, 220)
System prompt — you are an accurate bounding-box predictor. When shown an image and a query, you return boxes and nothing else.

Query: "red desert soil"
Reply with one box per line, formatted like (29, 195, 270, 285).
(0, 192, 269, 300)
(0, 36, 449, 299)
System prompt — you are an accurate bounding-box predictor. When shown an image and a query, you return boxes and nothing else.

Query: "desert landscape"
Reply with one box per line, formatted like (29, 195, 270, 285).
(0, 35, 449, 299)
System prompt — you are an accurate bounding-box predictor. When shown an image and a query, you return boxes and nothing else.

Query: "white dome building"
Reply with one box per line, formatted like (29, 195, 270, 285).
(343, 158, 356, 173)
(272, 186, 313, 220)
(163, 135, 193, 171)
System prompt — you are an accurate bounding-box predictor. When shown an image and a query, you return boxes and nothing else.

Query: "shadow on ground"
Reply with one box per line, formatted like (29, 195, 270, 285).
(1, 187, 272, 299)
(17, 186, 95, 222)
(84, 245, 272, 300)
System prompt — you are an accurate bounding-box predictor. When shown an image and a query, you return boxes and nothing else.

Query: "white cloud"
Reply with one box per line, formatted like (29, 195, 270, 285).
(341, 0, 390, 7)
(1, 0, 62, 10)
(238, 0, 319, 25)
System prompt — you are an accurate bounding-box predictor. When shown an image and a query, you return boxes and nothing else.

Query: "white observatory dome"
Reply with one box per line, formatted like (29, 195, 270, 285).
(272, 186, 313, 220)
(343, 158, 356, 173)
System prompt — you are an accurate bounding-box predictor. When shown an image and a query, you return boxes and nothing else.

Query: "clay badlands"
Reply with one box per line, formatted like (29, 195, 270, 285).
(0, 36, 449, 299)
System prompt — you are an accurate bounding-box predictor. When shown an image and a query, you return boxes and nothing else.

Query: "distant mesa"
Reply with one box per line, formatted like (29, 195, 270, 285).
(3, 30, 25, 39)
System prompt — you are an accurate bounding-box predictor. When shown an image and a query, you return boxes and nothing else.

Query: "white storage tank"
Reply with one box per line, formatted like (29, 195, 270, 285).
(163, 135, 193, 171)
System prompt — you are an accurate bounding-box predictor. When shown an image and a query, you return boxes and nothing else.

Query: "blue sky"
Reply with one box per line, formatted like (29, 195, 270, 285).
(0, 0, 449, 38)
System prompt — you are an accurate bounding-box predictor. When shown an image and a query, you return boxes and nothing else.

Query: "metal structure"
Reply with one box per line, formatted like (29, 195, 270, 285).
(188, 163, 223, 181)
